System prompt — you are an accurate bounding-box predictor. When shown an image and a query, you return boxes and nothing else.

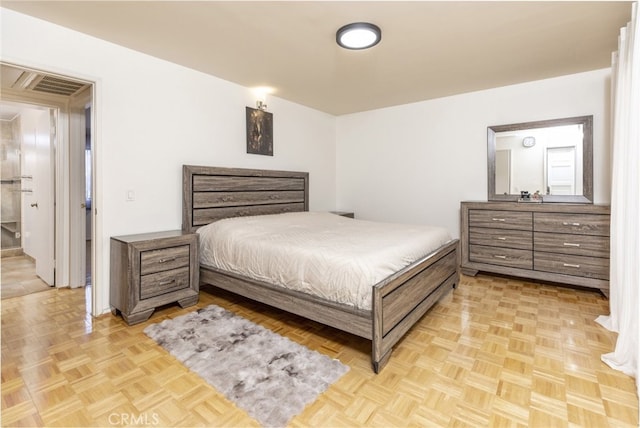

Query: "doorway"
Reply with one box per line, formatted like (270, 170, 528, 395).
(0, 63, 95, 304)
(0, 103, 55, 284)
(1, 103, 54, 299)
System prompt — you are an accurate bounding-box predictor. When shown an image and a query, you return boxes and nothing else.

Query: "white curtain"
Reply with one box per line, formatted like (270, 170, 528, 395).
(595, 2, 640, 398)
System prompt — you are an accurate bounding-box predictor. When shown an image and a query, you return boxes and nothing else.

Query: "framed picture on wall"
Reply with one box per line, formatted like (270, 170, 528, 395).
(246, 107, 273, 156)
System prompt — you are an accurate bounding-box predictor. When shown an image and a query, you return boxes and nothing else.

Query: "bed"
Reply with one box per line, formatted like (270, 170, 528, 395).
(182, 165, 459, 373)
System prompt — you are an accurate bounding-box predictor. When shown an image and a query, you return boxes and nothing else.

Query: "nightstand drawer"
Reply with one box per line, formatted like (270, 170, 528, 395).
(140, 266, 190, 299)
(469, 244, 532, 269)
(469, 210, 532, 230)
(330, 211, 355, 218)
(141, 245, 190, 275)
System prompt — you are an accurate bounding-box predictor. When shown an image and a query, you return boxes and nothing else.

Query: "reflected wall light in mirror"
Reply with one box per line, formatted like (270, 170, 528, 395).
(487, 115, 593, 203)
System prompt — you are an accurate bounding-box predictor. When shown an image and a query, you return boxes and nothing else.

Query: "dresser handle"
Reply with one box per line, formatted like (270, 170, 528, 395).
(492, 218, 506, 222)
(563, 243, 581, 247)
(159, 256, 177, 263)
(497, 237, 507, 241)
(563, 263, 580, 268)
(562, 222, 581, 226)
(158, 279, 176, 286)
(494, 255, 507, 259)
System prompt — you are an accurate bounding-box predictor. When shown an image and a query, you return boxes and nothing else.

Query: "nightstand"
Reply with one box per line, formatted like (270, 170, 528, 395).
(330, 211, 355, 218)
(110, 230, 199, 325)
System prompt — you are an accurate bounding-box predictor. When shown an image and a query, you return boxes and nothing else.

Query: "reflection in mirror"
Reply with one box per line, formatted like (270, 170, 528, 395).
(488, 116, 593, 203)
(495, 125, 584, 195)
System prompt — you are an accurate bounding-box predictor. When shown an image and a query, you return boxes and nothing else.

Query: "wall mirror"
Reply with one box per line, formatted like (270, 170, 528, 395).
(487, 115, 593, 203)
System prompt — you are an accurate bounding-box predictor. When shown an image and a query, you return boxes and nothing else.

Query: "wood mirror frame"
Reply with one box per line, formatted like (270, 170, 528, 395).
(487, 115, 593, 203)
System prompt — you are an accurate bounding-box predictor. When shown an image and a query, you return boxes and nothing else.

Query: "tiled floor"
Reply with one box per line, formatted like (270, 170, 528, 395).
(1, 255, 51, 300)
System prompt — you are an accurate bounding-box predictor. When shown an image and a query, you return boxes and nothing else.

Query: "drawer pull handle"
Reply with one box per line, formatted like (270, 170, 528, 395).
(159, 257, 177, 263)
(562, 222, 581, 226)
(494, 255, 507, 259)
(563, 263, 580, 268)
(563, 243, 581, 247)
(497, 237, 507, 241)
(158, 279, 176, 286)
(492, 218, 506, 222)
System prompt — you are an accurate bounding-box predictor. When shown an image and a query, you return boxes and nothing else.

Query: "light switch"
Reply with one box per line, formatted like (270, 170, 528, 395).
(126, 190, 135, 201)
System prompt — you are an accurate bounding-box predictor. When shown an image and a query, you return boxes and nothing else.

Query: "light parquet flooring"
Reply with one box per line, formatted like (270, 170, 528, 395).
(1, 274, 638, 427)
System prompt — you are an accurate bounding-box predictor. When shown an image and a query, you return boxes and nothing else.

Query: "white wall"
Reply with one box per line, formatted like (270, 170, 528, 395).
(336, 69, 612, 237)
(1, 8, 337, 315)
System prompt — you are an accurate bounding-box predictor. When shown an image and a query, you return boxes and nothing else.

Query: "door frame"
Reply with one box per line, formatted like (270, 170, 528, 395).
(1, 62, 99, 316)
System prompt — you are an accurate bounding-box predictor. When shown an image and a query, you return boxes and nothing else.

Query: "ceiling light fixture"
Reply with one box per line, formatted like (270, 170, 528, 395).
(336, 22, 381, 50)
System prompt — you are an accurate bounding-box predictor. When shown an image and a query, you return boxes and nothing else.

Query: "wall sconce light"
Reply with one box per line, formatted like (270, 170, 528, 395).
(252, 86, 274, 111)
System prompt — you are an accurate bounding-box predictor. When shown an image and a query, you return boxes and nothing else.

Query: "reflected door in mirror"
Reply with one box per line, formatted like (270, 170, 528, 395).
(547, 146, 577, 195)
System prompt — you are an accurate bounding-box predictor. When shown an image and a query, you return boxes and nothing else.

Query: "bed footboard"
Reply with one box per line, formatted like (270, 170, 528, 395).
(371, 239, 459, 372)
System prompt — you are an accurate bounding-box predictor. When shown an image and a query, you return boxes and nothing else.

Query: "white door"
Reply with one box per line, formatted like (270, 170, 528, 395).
(21, 107, 55, 285)
(546, 146, 576, 195)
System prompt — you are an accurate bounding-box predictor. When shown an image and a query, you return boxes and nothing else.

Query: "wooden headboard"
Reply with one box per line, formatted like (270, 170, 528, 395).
(182, 165, 309, 233)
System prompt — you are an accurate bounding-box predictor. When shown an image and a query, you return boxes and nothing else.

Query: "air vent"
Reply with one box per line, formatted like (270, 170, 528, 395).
(31, 75, 87, 96)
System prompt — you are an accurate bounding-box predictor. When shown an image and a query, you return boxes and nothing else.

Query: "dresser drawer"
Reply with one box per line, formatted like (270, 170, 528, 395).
(469, 210, 532, 230)
(140, 266, 190, 299)
(469, 227, 532, 250)
(534, 232, 610, 258)
(469, 244, 532, 269)
(534, 213, 610, 236)
(534, 252, 609, 280)
(140, 245, 190, 275)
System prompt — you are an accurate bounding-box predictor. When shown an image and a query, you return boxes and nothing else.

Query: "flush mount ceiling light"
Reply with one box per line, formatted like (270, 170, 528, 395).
(336, 22, 381, 50)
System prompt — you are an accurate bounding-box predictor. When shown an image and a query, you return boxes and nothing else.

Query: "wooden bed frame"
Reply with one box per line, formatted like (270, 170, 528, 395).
(182, 165, 460, 372)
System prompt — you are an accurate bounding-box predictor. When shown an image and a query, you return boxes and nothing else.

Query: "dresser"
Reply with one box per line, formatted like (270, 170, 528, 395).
(460, 201, 610, 295)
(110, 230, 199, 325)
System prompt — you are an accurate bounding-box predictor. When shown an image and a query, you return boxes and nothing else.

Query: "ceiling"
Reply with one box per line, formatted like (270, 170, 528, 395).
(1, 1, 633, 115)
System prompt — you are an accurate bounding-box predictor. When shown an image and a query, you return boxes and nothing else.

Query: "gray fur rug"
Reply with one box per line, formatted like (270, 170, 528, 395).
(144, 304, 349, 427)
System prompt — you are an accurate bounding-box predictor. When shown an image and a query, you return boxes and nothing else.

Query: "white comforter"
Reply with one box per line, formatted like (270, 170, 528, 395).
(197, 211, 452, 311)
